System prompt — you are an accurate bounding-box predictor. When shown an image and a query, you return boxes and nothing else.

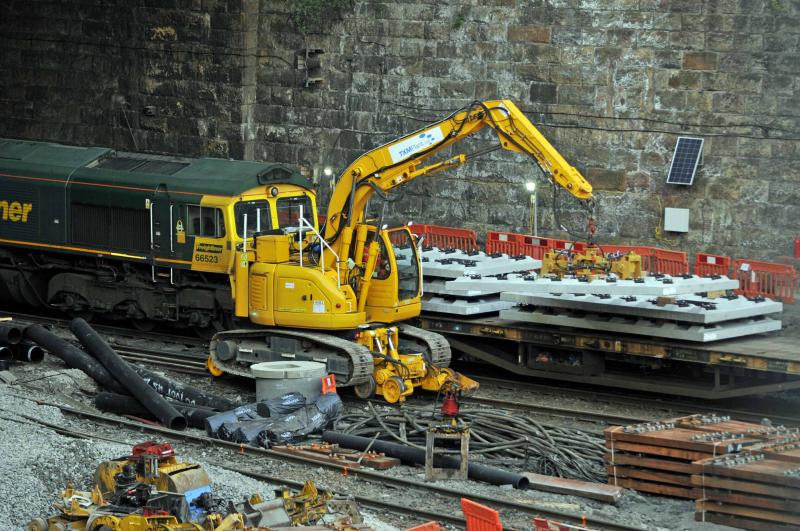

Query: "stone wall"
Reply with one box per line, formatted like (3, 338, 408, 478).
(1, 0, 799, 260)
(0, 0, 256, 158)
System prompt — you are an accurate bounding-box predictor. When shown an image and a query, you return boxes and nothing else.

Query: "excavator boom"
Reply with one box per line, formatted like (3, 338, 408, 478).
(324, 99, 593, 243)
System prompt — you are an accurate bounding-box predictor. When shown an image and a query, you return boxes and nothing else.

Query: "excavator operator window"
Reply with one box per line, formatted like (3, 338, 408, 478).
(276, 195, 314, 228)
(235, 200, 272, 236)
(391, 229, 420, 300)
(373, 239, 391, 280)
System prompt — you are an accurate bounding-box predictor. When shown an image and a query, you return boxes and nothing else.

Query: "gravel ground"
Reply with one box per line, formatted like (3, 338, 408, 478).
(0, 371, 400, 530)
(0, 350, 744, 531)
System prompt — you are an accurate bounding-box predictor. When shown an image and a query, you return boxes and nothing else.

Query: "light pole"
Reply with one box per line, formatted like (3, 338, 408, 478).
(525, 181, 537, 236)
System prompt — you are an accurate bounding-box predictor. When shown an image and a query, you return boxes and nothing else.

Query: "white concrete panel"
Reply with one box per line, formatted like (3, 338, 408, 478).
(500, 293, 782, 324)
(448, 274, 739, 296)
(422, 296, 514, 315)
(499, 307, 782, 342)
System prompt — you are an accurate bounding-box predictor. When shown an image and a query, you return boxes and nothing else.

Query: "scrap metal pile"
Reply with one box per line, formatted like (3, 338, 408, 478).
(333, 402, 607, 483)
(413, 245, 783, 343)
(28, 441, 370, 531)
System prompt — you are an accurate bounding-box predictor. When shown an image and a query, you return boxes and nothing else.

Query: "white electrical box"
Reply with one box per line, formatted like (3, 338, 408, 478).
(664, 208, 689, 233)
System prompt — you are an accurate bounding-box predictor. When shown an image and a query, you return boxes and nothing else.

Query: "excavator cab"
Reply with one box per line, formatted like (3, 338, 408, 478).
(363, 226, 422, 324)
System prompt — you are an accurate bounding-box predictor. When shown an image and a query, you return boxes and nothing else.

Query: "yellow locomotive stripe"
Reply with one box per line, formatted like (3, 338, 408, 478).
(158, 257, 193, 265)
(0, 237, 192, 265)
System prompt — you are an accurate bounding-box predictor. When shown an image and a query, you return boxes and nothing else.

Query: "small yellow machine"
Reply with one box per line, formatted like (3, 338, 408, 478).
(541, 245, 643, 280)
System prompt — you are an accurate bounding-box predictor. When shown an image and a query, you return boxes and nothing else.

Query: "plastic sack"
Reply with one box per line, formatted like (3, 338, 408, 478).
(204, 402, 262, 436)
(255, 392, 307, 417)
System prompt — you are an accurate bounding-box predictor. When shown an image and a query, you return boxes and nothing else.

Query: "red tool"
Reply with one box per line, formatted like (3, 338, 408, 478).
(130, 441, 175, 460)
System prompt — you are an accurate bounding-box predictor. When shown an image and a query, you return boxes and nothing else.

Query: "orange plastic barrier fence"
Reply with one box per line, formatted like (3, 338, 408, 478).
(409, 224, 479, 252)
(550, 239, 588, 252)
(404, 523, 441, 531)
(485, 231, 553, 258)
(461, 498, 502, 531)
(694, 253, 731, 277)
(733, 259, 799, 304)
(653, 248, 689, 276)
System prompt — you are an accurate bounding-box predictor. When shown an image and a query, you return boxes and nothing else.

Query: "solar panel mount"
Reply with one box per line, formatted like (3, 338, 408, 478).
(666, 136, 704, 185)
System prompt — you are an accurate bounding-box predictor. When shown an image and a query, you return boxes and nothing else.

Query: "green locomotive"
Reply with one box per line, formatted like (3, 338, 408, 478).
(0, 138, 318, 335)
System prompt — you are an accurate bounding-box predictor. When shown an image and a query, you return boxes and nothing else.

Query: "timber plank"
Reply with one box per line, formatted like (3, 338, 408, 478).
(690, 474, 800, 500)
(697, 458, 800, 488)
(523, 472, 623, 504)
(698, 488, 800, 512)
(612, 477, 694, 498)
(675, 416, 777, 438)
(695, 511, 798, 531)
(752, 440, 800, 463)
(605, 453, 695, 474)
(695, 500, 800, 526)
(606, 465, 692, 487)
(606, 426, 757, 453)
(606, 440, 712, 461)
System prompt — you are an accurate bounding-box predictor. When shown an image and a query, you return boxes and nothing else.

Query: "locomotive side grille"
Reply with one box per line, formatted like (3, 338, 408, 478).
(72, 203, 111, 247)
(111, 208, 150, 251)
(72, 204, 149, 252)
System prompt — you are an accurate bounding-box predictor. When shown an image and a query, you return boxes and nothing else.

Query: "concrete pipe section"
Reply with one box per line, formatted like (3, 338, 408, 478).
(251, 361, 327, 403)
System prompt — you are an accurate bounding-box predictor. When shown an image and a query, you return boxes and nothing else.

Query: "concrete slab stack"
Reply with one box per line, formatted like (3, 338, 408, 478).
(410, 247, 540, 316)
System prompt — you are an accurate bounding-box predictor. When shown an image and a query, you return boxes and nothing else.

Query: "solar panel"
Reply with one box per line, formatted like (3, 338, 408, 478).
(666, 137, 703, 185)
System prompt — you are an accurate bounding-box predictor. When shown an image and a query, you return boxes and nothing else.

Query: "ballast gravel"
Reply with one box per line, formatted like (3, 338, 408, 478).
(0, 349, 739, 531)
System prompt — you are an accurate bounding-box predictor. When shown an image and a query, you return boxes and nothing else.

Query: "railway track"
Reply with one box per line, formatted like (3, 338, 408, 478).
(11, 402, 645, 531)
(470, 375, 800, 428)
(6, 309, 800, 429)
(459, 395, 650, 429)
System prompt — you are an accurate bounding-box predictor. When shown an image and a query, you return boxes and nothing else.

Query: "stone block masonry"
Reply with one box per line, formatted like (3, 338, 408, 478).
(1, 0, 799, 261)
(0, 0, 258, 159)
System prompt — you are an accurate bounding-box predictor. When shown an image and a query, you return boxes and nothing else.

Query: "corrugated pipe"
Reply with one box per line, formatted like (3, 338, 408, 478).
(0, 324, 22, 345)
(131, 365, 235, 412)
(69, 318, 187, 431)
(24, 324, 125, 393)
(322, 430, 530, 489)
(94, 392, 215, 429)
(13, 341, 45, 363)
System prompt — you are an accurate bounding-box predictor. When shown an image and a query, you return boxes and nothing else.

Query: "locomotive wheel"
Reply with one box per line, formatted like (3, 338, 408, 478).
(132, 319, 155, 332)
(193, 325, 218, 340)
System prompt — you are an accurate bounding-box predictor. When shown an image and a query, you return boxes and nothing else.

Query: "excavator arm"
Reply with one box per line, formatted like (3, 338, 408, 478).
(324, 99, 593, 247)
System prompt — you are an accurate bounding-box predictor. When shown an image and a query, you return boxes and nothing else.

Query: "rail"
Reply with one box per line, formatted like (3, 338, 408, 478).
(14, 403, 645, 531)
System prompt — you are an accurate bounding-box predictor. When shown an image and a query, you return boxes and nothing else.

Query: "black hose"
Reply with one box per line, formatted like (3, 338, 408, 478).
(94, 392, 214, 430)
(12, 341, 44, 363)
(130, 365, 235, 411)
(0, 324, 22, 345)
(322, 431, 529, 489)
(0, 346, 12, 361)
(24, 324, 125, 393)
(69, 318, 187, 431)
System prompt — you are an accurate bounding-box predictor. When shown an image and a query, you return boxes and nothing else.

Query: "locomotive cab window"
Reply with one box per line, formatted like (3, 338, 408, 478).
(187, 205, 225, 238)
(276, 195, 313, 228)
(235, 200, 272, 236)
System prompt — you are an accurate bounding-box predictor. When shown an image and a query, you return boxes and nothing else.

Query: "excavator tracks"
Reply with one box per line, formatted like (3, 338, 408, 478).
(397, 323, 451, 368)
(209, 329, 374, 387)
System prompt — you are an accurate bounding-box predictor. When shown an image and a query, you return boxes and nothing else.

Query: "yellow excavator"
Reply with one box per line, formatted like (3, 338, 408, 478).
(209, 100, 594, 402)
